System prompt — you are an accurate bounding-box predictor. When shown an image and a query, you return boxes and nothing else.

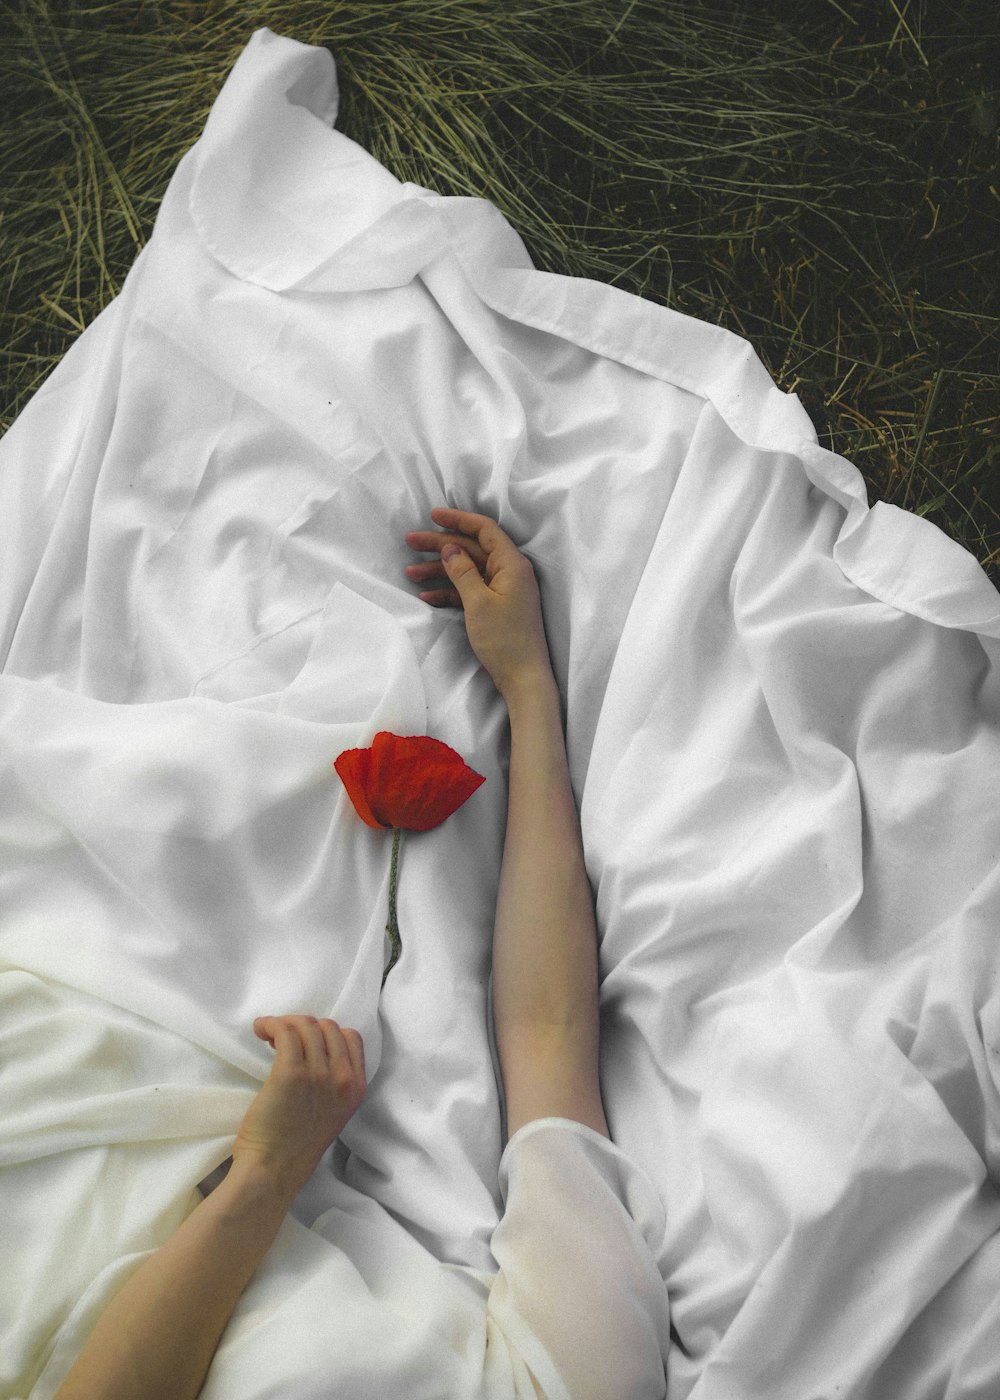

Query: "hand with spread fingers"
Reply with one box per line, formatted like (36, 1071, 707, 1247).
(405, 506, 555, 702)
(233, 1015, 367, 1200)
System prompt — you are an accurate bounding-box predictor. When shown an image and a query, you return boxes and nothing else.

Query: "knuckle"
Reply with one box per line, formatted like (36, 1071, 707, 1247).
(332, 1064, 355, 1094)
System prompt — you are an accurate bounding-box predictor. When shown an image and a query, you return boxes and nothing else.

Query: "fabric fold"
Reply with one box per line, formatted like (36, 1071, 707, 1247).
(184, 29, 1000, 641)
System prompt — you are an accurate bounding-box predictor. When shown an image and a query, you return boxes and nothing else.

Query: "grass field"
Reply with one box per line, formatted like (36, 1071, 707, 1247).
(2, 0, 998, 582)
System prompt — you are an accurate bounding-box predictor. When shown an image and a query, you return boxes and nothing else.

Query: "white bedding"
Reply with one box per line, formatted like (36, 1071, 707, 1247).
(3, 27, 1000, 1400)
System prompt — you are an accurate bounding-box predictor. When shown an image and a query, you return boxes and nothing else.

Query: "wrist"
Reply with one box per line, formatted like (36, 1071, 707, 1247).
(502, 667, 560, 722)
(221, 1154, 298, 1219)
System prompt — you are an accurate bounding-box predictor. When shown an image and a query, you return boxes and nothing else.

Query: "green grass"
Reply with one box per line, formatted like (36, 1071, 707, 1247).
(2, 0, 998, 583)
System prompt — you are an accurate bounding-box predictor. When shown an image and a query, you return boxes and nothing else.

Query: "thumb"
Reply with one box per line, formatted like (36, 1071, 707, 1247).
(441, 543, 483, 600)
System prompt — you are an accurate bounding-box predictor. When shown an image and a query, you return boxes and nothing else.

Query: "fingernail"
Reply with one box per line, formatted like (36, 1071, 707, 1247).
(441, 544, 461, 562)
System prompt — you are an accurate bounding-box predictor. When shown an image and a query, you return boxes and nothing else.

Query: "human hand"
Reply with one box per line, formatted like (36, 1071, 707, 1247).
(404, 507, 554, 701)
(232, 1016, 366, 1199)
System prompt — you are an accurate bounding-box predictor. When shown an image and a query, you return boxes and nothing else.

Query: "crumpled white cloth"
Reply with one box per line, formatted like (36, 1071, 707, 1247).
(4, 957, 668, 1399)
(2, 25, 1000, 1400)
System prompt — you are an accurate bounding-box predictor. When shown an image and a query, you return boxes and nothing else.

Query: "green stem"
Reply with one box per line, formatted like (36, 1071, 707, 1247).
(382, 827, 403, 988)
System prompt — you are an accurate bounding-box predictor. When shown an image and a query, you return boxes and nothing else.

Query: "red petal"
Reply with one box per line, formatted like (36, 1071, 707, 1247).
(335, 733, 485, 832)
(370, 733, 485, 831)
(333, 746, 391, 829)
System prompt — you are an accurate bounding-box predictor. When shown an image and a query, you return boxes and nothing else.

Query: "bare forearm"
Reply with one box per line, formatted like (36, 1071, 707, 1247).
(492, 671, 606, 1131)
(53, 1161, 290, 1400)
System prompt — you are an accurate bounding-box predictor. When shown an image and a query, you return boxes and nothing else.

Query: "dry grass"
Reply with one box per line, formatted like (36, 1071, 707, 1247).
(2, 0, 998, 581)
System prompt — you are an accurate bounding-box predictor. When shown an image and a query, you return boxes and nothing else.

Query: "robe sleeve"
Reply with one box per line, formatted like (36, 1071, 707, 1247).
(485, 1116, 671, 1400)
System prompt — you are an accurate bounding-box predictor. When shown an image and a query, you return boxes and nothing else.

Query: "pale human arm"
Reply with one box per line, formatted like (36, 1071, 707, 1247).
(52, 1015, 366, 1400)
(405, 508, 609, 1142)
(490, 666, 608, 1139)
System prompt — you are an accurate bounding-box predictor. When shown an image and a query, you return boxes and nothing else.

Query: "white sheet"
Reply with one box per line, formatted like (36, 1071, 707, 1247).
(3, 26, 1000, 1400)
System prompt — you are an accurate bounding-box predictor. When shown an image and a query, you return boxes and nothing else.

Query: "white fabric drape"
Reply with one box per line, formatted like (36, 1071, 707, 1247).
(3, 27, 999, 1400)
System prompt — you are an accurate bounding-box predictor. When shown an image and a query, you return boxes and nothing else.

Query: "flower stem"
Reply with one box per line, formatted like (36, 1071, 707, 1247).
(382, 827, 403, 987)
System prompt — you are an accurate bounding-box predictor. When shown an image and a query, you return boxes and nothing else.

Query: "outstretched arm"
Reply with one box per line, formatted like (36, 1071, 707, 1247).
(406, 508, 609, 1142)
(53, 1015, 365, 1400)
(491, 666, 608, 1140)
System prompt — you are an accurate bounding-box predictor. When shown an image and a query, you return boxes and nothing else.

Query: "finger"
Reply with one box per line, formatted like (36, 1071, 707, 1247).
(430, 515, 522, 593)
(340, 1026, 366, 1085)
(440, 542, 491, 606)
(404, 530, 488, 570)
(416, 587, 462, 608)
(253, 1016, 277, 1047)
(403, 560, 456, 583)
(254, 1015, 298, 1052)
(428, 508, 517, 566)
(319, 1020, 359, 1091)
(295, 1016, 331, 1073)
(267, 1018, 306, 1068)
(404, 553, 487, 607)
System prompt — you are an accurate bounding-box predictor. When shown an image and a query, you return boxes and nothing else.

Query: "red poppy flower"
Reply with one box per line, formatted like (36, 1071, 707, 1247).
(334, 732, 485, 833)
(334, 733, 485, 985)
